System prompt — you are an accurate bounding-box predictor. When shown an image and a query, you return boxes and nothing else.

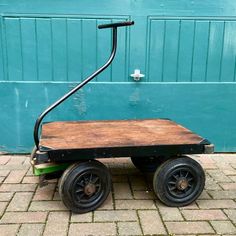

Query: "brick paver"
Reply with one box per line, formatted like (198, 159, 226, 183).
(94, 210, 137, 222)
(207, 169, 232, 182)
(29, 200, 67, 211)
(182, 209, 227, 220)
(0, 154, 235, 235)
(0, 183, 36, 192)
(0, 212, 47, 223)
(97, 192, 114, 210)
(117, 221, 142, 236)
(211, 220, 236, 234)
(7, 192, 33, 211)
(208, 190, 236, 199)
(0, 224, 20, 236)
(198, 190, 211, 199)
(22, 176, 39, 184)
(138, 210, 166, 235)
(0, 156, 10, 165)
(115, 199, 156, 210)
(4, 170, 27, 183)
(0, 170, 10, 177)
(69, 223, 116, 236)
(0, 202, 8, 217)
(133, 190, 155, 199)
(44, 212, 70, 236)
(197, 199, 236, 209)
(220, 182, 236, 190)
(0, 192, 13, 201)
(71, 212, 92, 223)
(229, 175, 236, 182)
(18, 224, 44, 236)
(113, 183, 133, 199)
(166, 221, 215, 234)
(159, 205, 184, 221)
(33, 183, 56, 201)
(224, 209, 236, 223)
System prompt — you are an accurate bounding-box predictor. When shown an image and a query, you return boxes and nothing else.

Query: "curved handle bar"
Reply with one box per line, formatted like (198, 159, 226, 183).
(98, 21, 134, 29)
(34, 27, 119, 149)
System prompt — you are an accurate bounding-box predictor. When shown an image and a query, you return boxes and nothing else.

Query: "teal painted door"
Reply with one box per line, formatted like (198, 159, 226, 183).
(0, 0, 236, 152)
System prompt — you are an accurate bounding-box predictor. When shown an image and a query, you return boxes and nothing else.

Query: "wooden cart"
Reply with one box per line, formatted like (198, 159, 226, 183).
(31, 21, 214, 213)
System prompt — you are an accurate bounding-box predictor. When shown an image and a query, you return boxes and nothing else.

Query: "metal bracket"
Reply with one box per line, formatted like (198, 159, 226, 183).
(130, 69, 145, 81)
(204, 144, 214, 154)
(35, 151, 49, 164)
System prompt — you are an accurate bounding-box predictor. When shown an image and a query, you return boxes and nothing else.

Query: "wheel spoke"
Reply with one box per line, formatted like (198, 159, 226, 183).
(168, 181, 176, 185)
(92, 177, 99, 184)
(78, 193, 85, 200)
(75, 188, 84, 194)
(84, 173, 91, 183)
(187, 177, 193, 182)
(169, 186, 177, 191)
(76, 181, 85, 187)
(89, 173, 93, 183)
(173, 174, 179, 180)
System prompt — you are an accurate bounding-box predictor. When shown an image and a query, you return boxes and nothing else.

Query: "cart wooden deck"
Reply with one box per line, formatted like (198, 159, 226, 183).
(39, 119, 212, 161)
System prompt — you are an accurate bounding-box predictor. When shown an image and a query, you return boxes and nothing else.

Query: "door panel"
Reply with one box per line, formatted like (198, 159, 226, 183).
(147, 17, 236, 83)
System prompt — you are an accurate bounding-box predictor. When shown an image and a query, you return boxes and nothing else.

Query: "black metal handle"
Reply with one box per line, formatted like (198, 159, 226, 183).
(98, 21, 134, 29)
(34, 27, 119, 149)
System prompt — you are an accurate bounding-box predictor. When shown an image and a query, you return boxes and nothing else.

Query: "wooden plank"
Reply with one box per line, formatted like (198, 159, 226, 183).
(40, 119, 204, 150)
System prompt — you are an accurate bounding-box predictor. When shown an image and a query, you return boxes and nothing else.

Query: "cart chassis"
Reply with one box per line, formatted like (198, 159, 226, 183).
(32, 141, 213, 183)
(30, 20, 214, 212)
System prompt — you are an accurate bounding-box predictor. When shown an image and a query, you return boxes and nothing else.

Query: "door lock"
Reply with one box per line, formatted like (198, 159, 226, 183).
(130, 69, 145, 81)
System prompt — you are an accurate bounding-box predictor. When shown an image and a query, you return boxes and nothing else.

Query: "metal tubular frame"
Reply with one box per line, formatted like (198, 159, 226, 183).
(34, 27, 118, 149)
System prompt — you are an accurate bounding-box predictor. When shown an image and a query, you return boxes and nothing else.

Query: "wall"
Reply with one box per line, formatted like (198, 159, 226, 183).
(0, 0, 236, 152)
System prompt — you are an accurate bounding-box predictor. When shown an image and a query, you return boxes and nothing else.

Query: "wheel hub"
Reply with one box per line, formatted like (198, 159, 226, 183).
(84, 183, 96, 196)
(176, 178, 189, 190)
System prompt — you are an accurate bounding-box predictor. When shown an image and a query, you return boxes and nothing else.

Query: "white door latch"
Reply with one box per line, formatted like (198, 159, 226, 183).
(130, 69, 145, 81)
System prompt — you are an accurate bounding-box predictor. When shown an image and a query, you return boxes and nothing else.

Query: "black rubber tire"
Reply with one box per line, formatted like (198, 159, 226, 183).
(153, 156, 205, 207)
(59, 160, 111, 213)
(131, 156, 167, 172)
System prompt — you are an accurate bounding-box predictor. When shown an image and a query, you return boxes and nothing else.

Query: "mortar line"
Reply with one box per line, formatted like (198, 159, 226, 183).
(136, 210, 144, 236)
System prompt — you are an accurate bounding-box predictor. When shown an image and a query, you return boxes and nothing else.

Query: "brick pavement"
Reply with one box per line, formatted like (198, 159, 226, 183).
(0, 154, 235, 236)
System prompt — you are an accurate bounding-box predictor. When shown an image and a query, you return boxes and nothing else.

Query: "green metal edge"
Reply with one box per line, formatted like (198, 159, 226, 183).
(33, 162, 70, 176)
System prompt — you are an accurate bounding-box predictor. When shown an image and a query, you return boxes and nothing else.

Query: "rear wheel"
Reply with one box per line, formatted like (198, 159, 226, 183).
(59, 160, 111, 213)
(131, 156, 167, 172)
(153, 156, 205, 207)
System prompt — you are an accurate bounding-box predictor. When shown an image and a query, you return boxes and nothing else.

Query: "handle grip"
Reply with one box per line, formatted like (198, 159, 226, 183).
(98, 21, 134, 29)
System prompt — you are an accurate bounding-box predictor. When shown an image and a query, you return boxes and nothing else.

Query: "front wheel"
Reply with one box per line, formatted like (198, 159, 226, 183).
(59, 160, 111, 213)
(153, 156, 205, 207)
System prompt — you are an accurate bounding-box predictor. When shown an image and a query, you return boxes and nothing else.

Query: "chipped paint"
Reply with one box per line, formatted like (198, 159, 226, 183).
(73, 89, 87, 115)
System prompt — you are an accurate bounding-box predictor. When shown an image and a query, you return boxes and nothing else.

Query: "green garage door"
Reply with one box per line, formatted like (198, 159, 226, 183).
(0, 0, 236, 152)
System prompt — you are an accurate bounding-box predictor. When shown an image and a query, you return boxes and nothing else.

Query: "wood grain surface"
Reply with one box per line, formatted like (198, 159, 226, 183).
(40, 119, 204, 150)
